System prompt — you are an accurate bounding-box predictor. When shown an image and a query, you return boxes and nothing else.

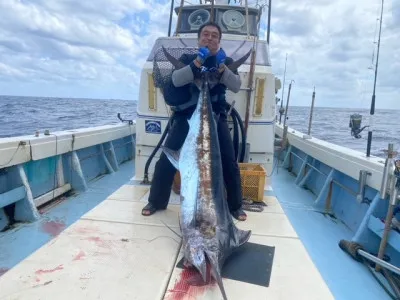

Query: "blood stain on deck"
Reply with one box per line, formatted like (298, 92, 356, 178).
(41, 220, 66, 237)
(34, 265, 64, 283)
(166, 264, 216, 300)
(35, 264, 64, 275)
(86, 236, 111, 249)
(74, 225, 99, 235)
(73, 250, 86, 261)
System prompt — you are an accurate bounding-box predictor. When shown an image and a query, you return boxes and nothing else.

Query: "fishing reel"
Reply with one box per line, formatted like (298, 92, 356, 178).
(349, 113, 369, 139)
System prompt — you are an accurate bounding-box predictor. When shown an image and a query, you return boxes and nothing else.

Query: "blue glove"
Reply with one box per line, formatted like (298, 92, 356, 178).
(216, 48, 226, 66)
(196, 47, 210, 65)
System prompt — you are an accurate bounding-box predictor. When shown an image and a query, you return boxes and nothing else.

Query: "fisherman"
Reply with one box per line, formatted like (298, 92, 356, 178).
(142, 21, 247, 221)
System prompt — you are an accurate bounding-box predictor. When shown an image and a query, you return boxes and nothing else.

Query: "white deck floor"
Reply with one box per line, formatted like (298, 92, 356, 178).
(0, 183, 334, 300)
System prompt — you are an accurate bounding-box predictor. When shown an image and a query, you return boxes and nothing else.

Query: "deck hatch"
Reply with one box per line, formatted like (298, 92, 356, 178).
(176, 242, 275, 287)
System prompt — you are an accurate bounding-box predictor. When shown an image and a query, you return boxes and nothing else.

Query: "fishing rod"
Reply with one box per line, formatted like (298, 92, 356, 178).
(279, 53, 287, 124)
(366, 0, 384, 157)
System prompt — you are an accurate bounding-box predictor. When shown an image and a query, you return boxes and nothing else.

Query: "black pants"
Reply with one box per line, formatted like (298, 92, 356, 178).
(147, 113, 243, 212)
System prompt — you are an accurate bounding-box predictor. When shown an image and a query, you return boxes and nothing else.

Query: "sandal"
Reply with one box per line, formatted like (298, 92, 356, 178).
(142, 203, 158, 216)
(231, 208, 247, 221)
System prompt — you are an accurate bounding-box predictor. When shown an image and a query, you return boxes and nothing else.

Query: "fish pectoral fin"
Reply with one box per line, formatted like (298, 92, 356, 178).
(161, 146, 180, 170)
(230, 226, 251, 248)
(237, 228, 252, 247)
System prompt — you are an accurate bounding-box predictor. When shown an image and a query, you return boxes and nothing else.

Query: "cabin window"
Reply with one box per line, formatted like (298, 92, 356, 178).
(175, 7, 259, 37)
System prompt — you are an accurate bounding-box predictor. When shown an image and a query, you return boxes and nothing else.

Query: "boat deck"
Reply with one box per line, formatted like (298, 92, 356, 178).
(0, 160, 392, 299)
(0, 168, 333, 299)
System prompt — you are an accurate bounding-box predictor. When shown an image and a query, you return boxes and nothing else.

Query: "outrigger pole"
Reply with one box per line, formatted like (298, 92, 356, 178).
(366, 0, 384, 157)
(168, 0, 174, 36)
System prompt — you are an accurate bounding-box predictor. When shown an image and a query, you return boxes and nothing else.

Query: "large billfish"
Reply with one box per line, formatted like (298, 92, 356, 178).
(161, 47, 252, 299)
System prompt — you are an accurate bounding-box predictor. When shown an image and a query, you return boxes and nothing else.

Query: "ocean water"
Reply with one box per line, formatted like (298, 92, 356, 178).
(282, 106, 400, 159)
(0, 95, 137, 137)
(0, 95, 398, 159)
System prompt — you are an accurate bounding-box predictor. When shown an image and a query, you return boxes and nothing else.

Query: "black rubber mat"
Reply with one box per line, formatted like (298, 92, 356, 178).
(176, 242, 275, 287)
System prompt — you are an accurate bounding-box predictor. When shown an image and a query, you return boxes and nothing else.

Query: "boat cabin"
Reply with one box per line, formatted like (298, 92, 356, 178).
(134, 0, 281, 182)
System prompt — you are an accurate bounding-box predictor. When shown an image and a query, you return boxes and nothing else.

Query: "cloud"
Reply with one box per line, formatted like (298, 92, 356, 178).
(0, 0, 158, 99)
(0, 0, 398, 109)
(270, 0, 399, 109)
(0, 1, 135, 51)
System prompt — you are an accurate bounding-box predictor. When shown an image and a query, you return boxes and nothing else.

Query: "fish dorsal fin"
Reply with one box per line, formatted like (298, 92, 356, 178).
(226, 49, 252, 72)
(161, 146, 180, 170)
(161, 46, 186, 69)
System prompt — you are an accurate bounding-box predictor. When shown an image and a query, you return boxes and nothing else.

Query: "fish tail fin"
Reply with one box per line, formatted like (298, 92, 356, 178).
(205, 251, 228, 300)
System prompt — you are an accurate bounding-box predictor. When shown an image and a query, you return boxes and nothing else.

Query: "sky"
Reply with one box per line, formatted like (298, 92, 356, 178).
(0, 0, 398, 109)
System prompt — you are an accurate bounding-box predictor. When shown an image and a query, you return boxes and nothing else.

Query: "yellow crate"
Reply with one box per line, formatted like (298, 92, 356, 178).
(239, 163, 266, 202)
(172, 163, 266, 202)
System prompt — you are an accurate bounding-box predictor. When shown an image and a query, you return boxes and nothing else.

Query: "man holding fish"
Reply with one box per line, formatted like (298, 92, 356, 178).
(142, 22, 247, 222)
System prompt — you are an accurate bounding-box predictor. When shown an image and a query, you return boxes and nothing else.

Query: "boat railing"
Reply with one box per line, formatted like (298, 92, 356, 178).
(0, 123, 136, 231)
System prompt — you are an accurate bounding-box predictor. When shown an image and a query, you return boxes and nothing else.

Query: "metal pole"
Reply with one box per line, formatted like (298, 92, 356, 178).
(211, 0, 215, 22)
(282, 80, 294, 130)
(244, 0, 249, 37)
(210, 0, 214, 22)
(359, 249, 400, 276)
(266, 0, 271, 44)
(307, 87, 316, 135)
(376, 173, 399, 272)
(380, 143, 395, 198)
(175, 0, 185, 36)
(243, 0, 259, 140)
(167, 0, 174, 37)
(366, 0, 384, 157)
(279, 53, 287, 124)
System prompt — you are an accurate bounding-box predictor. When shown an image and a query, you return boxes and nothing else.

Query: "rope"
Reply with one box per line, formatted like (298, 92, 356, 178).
(0, 142, 22, 167)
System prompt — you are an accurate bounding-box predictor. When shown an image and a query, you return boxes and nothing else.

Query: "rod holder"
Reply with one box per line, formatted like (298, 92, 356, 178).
(380, 143, 396, 199)
(357, 170, 371, 203)
(390, 160, 400, 206)
(282, 125, 288, 150)
(389, 176, 399, 206)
